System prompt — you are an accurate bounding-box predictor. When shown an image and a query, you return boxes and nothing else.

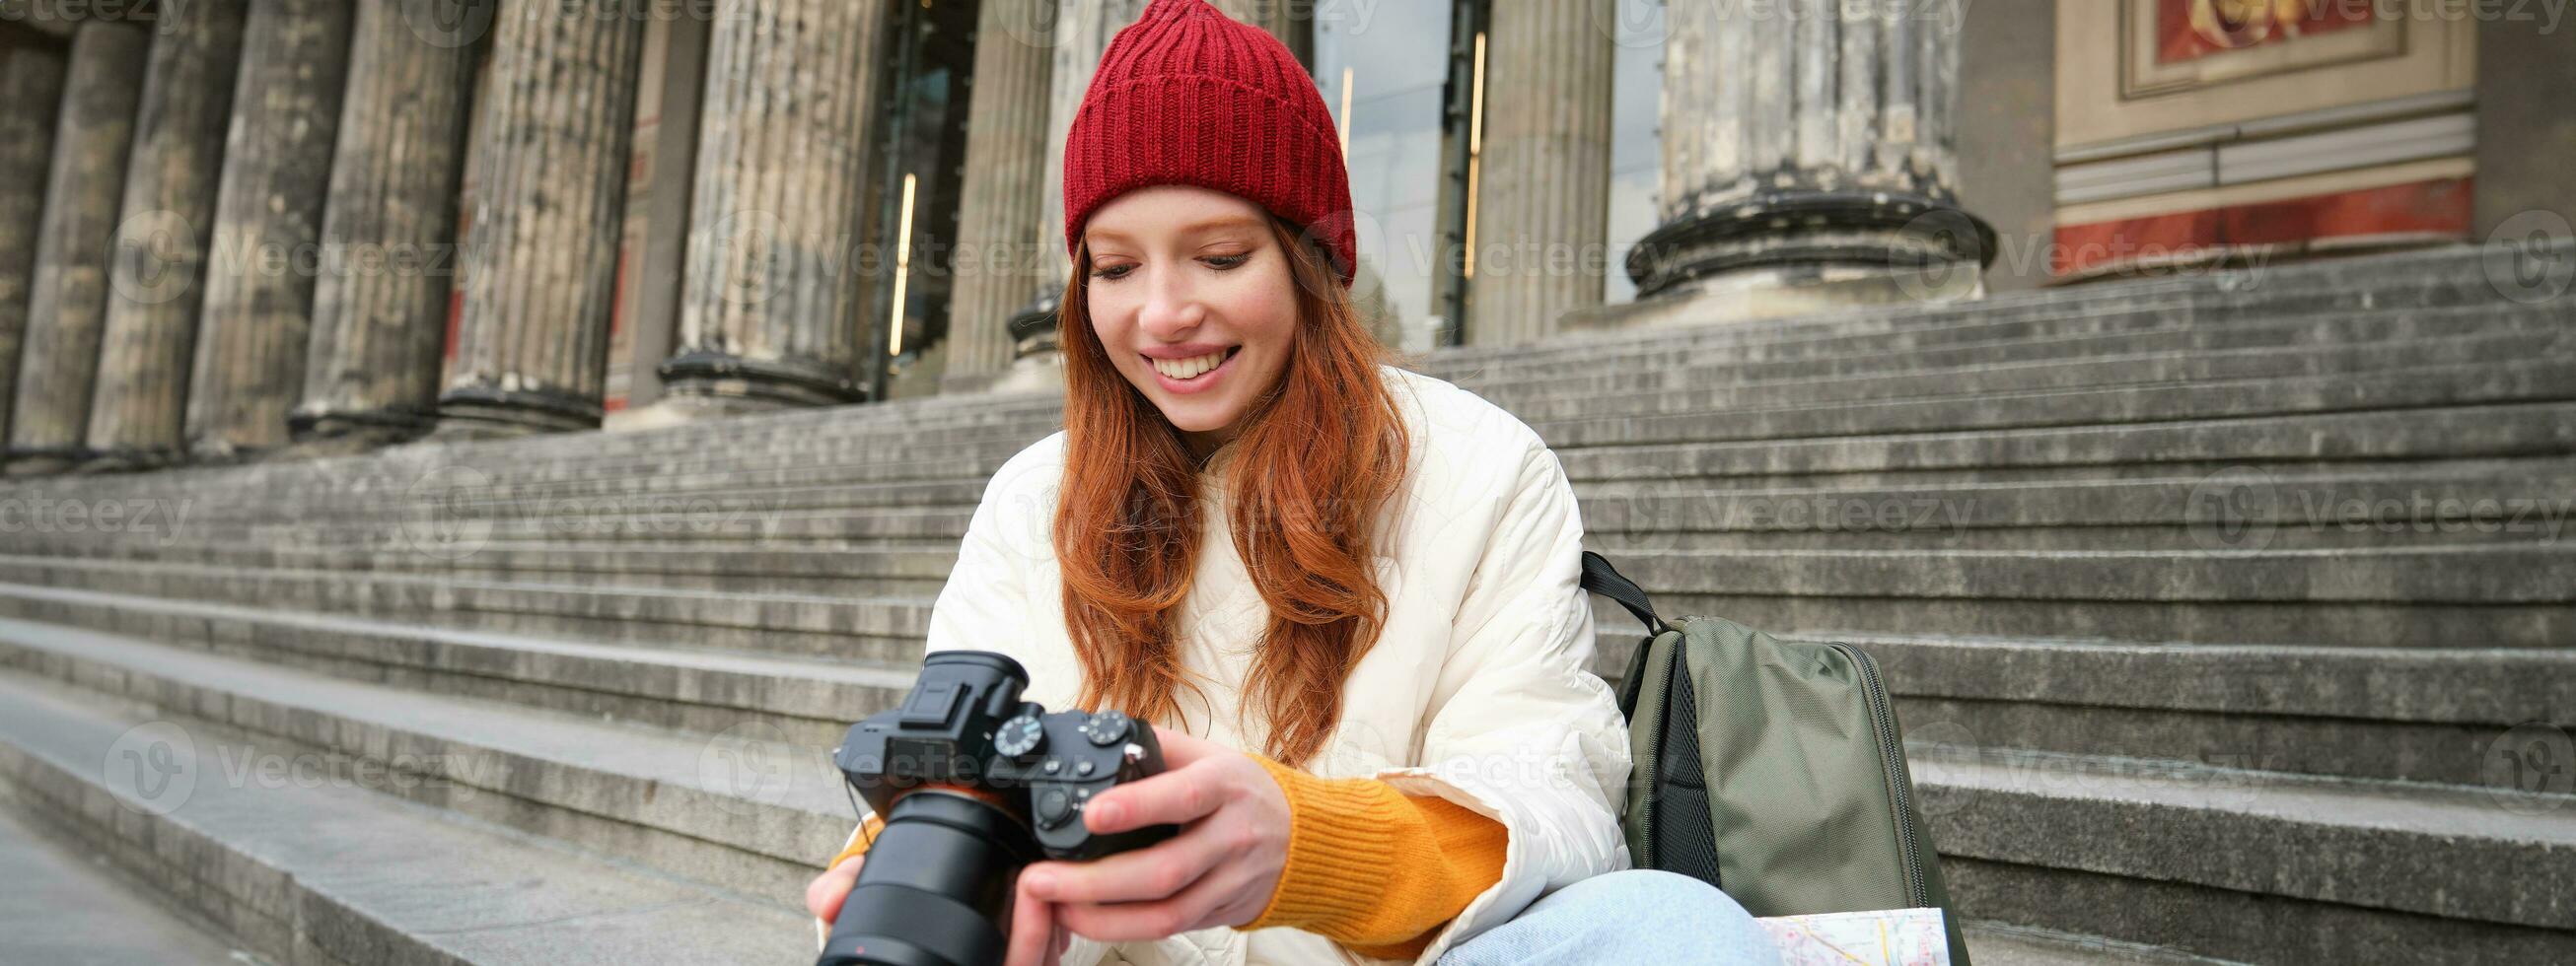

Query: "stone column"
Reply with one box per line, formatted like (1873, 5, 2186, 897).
(939, 0, 1057, 391)
(292, 0, 485, 445)
(652, 0, 888, 415)
(438, 0, 646, 436)
(1627, 0, 1992, 307)
(1208, 0, 1311, 68)
(182, 0, 355, 460)
(0, 42, 67, 448)
(3, 23, 147, 476)
(83, 0, 250, 470)
(1463, 0, 1614, 348)
(995, 0, 1145, 386)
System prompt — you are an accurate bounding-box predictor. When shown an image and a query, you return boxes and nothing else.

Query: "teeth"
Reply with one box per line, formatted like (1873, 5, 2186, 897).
(1151, 348, 1231, 380)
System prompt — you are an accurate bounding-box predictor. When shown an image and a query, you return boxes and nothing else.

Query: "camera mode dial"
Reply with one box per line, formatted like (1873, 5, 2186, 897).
(995, 714, 1046, 759)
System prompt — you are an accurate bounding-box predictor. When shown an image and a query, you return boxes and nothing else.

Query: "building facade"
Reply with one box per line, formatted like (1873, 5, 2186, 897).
(0, 0, 2564, 471)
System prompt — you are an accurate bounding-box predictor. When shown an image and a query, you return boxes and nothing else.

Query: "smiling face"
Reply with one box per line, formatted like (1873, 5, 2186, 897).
(1082, 184, 1300, 459)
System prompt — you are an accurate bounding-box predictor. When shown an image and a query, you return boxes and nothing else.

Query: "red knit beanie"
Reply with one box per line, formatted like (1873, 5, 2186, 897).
(1062, 0, 1356, 287)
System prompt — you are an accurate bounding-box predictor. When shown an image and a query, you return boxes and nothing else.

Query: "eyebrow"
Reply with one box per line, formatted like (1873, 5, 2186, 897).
(1086, 214, 1264, 244)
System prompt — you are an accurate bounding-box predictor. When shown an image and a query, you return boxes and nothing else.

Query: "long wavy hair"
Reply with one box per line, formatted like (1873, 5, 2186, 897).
(1051, 213, 1412, 769)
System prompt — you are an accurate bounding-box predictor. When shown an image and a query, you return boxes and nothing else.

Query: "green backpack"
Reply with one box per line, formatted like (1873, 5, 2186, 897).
(1581, 551, 1970, 965)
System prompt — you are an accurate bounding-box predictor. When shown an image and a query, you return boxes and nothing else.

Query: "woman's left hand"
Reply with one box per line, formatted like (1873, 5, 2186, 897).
(1017, 724, 1292, 942)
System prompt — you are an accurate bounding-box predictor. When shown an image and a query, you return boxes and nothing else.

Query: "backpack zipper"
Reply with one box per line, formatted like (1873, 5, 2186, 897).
(1834, 642, 1931, 909)
(1630, 634, 1678, 869)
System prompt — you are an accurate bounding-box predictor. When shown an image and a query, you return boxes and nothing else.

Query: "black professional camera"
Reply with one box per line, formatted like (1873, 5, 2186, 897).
(818, 650, 1178, 966)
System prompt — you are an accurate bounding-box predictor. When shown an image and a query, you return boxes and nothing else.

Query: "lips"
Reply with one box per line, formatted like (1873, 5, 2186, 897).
(1150, 346, 1240, 395)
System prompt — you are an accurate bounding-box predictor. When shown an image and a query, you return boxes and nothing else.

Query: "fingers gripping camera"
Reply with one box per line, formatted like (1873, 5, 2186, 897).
(820, 651, 1179, 966)
(987, 708, 1171, 860)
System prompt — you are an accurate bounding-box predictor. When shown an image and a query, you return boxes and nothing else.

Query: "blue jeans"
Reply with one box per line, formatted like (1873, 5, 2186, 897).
(1437, 869, 1783, 965)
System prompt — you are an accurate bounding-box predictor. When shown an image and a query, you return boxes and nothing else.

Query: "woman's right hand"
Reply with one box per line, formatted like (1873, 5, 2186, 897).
(806, 855, 1069, 966)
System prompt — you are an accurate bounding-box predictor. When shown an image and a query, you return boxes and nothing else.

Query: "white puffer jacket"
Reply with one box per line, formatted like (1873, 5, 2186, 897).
(830, 364, 1632, 965)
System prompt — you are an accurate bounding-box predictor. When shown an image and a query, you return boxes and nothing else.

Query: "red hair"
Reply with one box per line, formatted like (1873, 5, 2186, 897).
(1051, 215, 1411, 768)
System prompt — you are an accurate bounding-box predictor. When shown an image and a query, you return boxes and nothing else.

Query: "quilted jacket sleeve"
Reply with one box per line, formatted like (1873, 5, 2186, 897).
(1365, 430, 1633, 963)
(816, 435, 1062, 950)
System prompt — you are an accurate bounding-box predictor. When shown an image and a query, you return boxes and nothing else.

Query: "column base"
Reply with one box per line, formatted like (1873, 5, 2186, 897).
(1627, 189, 1995, 302)
(1565, 262, 1985, 334)
(76, 446, 186, 474)
(605, 393, 822, 433)
(655, 351, 866, 409)
(288, 404, 439, 450)
(1, 447, 88, 477)
(434, 384, 603, 438)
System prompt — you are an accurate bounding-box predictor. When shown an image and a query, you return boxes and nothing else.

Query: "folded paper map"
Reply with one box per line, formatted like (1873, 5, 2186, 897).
(1757, 907, 1952, 966)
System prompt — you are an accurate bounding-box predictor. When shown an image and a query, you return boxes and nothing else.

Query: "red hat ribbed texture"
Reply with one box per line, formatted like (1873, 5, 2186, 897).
(1062, 0, 1356, 287)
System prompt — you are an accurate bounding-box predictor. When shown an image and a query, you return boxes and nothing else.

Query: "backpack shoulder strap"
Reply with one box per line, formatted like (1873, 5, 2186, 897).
(1579, 551, 1670, 718)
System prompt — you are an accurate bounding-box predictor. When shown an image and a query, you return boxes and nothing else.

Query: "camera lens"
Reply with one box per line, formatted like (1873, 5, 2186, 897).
(818, 790, 1041, 966)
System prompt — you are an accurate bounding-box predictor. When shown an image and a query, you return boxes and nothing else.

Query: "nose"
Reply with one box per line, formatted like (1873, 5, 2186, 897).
(1134, 261, 1206, 341)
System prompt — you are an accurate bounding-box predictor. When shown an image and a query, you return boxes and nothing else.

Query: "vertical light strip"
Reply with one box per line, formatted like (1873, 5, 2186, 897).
(1337, 66, 1354, 156)
(1464, 31, 1486, 280)
(888, 172, 918, 356)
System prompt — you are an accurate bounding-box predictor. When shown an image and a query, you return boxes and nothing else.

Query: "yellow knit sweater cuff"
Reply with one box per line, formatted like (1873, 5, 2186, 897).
(1242, 756, 1509, 960)
(825, 813, 887, 870)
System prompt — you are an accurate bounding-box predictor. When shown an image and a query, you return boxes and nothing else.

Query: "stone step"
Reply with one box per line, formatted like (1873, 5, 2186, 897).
(1916, 745, 2576, 964)
(0, 582, 912, 749)
(1451, 240, 2565, 372)
(1859, 633, 2574, 790)
(0, 669, 823, 966)
(19, 565, 2547, 804)
(1454, 296, 2550, 394)
(1957, 922, 2248, 966)
(122, 322, 2573, 521)
(1583, 459, 2576, 551)
(1533, 355, 2576, 449)
(9, 600, 2568, 965)
(1616, 542, 2574, 648)
(0, 801, 248, 965)
(1480, 313, 2564, 422)
(71, 463, 2573, 555)
(0, 555, 931, 662)
(1561, 400, 2576, 487)
(14, 299, 2551, 508)
(23, 453, 2576, 583)
(36, 369, 2574, 528)
(0, 620, 866, 905)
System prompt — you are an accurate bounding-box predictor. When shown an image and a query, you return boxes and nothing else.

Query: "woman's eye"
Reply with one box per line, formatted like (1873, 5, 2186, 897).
(1204, 253, 1249, 270)
(1091, 264, 1134, 281)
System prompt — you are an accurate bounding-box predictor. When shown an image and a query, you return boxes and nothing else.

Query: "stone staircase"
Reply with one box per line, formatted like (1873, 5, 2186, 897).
(0, 243, 2568, 964)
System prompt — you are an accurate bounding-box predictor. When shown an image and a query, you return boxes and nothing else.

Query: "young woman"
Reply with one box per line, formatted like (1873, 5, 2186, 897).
(809, 3, 1781, 964)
